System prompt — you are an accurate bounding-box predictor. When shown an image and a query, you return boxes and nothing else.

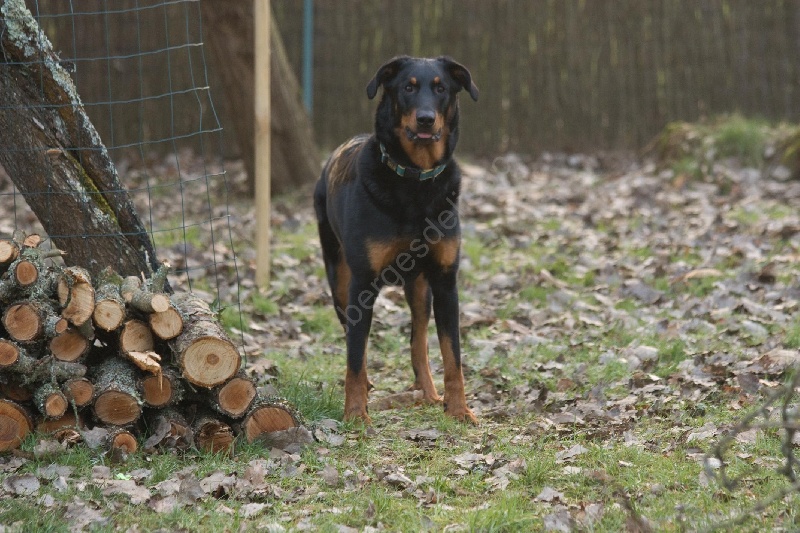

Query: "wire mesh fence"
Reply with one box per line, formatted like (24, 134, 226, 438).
(0, 0, 242, 314)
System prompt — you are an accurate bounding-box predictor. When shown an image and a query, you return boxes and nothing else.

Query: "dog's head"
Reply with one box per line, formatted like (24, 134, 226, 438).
(367, 56, 478, 170)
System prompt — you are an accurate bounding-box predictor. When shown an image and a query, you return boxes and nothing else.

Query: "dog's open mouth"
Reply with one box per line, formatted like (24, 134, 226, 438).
(405, 127, 442, 143)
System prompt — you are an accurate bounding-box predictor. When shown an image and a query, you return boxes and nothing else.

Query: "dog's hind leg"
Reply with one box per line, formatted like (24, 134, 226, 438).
(404, 274, 442, 404)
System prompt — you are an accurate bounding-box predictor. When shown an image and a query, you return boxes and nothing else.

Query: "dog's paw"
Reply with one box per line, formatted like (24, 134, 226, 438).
(343, 408, 372, 426)
(410, 384, 443, 405)
(445, 405, 478, 425)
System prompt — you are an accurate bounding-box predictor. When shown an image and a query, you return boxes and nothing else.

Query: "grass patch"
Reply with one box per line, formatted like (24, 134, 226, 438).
(712, 114, 768, 166)
(785, 319, 800, 349)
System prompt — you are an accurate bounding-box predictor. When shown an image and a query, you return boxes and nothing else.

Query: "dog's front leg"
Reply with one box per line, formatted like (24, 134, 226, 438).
(343, 280, 377, 424)
(430, 271, 477, 424)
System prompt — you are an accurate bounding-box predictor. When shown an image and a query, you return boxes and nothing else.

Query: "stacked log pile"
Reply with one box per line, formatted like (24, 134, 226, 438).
(0, 232, 299, 454)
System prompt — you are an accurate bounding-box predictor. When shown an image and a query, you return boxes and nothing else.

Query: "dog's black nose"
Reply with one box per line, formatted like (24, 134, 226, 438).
(416, 111, 435, 128)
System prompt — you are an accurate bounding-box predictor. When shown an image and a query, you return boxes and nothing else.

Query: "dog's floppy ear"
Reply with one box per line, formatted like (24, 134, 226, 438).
(439, 57, 479, 102)
(366, 56, 410, 100)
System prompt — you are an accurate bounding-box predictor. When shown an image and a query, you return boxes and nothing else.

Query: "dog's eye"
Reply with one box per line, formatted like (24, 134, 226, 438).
(435, 84, 446, 94)
(404, 84, 414, 93)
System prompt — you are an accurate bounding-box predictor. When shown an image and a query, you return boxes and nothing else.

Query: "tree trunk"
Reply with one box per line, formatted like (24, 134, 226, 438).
(0, 0, 158, 278)
(200, 1, 320, 195)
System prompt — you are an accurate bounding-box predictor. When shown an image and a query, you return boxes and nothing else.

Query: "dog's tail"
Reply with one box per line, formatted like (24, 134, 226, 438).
(314, 176, 347, 326)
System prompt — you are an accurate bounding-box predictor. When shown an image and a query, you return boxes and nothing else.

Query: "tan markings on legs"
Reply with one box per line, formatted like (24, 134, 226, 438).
(439, 335, 477, 424)
(396, 114, 449, 170)
(408, 275, 441, 404)
(343, 339, 371, 424)
(366, 239, 410, 274)
(430, 237, 460, 272)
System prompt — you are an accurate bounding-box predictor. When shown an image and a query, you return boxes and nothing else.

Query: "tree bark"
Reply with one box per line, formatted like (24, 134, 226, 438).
(200, 1, 320, 195)
(92, 357, 142, 426)
(0, 0, 158, 278)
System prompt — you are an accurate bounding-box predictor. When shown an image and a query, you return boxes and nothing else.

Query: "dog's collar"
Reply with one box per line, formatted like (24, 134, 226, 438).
(379, 143, 447, 181)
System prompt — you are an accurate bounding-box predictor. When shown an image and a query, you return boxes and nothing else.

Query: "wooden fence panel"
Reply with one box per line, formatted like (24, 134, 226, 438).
(24, 0, 800, 158)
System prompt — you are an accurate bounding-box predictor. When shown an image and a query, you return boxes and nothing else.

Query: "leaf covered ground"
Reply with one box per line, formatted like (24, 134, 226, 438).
(2, 120, 800, 531)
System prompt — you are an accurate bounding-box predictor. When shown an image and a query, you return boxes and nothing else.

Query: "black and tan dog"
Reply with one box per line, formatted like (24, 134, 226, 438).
(314, 56, 479, 424)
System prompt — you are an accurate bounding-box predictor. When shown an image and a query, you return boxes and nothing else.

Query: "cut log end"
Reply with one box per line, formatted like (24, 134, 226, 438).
(109, 430, 138, 454)
(14, 260, 38, 286)
(0, 381, 33, 402)
(140, 374, 173, 408)
(93, 300, 125, 332)
(43, 393, 68, 419)
(0, 339, 20, 367)
(37, 411, 82, 435)
(150, 294, 170, 314)
(64, 378, 94, 407)
(0, 240, 19, 263)
(216, 376, 257, 418)
(57, 268, 95, 326)
(181, 336, 240, 388)
(243, 404, 300, 443)
(120, 319, 154, 353)
(195, 418, 234, 454)
(94, 390, 141, 426)
(50, 329, 90, 362)
(0, 400, 33, 451)
(22, 234, 43, 248)
(3, 302, 44, 342)
(149, 306, 183, 340)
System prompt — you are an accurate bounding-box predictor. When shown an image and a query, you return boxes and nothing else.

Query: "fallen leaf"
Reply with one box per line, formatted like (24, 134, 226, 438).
(556, 444, 589, 463)
(240, 502, 269, 518)
(64, 498, 108, 531)
(91, 465, 112, 480)
(384, 471, 415, 489)
(100, 478, 151, 504)
(319, 465, 340, 487)
(256, 426, 314, 452)
(3, 474, 40, 496)
(149, 495, 179, 514)
(33, 439, 65, 459)
(536, 486, 564, 503)
(543, 507, 573, 531)
(368, 390, 424, 412)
